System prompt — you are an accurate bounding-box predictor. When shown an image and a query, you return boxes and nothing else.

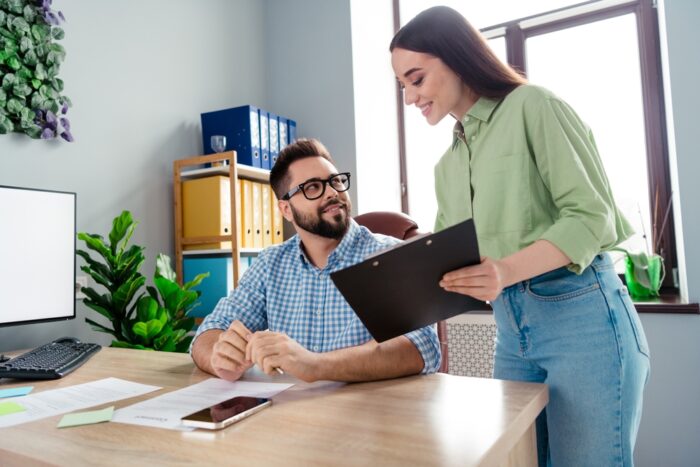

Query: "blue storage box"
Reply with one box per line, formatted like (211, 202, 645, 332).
(183, 256, 233, 318)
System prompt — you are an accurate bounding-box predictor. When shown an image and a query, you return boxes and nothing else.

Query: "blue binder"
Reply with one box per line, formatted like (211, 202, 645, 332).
(278, 116, 289, 154)
(288, 119, 297, 144)
(200, 105, 262, 168)
(259, 109, 270, 170)
(267, 112, 279, 170)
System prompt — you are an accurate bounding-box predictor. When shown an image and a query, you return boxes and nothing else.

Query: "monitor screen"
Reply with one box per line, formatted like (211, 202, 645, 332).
(0, 185, 76, 327)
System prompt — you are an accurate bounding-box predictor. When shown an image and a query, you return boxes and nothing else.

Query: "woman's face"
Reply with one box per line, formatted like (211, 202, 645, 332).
(391, 47, 473, 125)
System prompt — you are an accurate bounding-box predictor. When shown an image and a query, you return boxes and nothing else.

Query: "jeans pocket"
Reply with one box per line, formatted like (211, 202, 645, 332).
(526, 279, 600, 302)
(618, 288, 650, 358)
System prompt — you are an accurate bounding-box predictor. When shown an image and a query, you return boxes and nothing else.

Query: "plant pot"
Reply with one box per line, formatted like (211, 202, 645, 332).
(623, 253, 664, 299)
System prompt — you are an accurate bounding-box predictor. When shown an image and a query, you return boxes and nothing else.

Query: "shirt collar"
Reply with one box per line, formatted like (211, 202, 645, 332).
(294, 218, 361, 268)
(452, 95, 502, 142)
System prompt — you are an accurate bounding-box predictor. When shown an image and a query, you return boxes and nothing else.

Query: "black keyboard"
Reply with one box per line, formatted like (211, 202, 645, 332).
(0, 339, 101, 380)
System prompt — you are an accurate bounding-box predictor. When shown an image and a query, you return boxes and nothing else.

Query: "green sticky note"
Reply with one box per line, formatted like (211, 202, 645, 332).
(0, 401, 26, 416)
(57, 406, 114, 428)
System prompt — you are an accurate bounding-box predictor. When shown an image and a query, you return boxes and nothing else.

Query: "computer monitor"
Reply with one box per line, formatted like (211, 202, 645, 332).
(0, 185, 76, 327)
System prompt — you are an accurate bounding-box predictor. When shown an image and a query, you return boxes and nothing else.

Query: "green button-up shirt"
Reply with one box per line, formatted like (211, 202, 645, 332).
(434, 84, 633, 273)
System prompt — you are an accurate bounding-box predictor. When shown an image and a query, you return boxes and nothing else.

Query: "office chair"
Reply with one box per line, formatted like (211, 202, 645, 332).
(353, 211, 449, 373)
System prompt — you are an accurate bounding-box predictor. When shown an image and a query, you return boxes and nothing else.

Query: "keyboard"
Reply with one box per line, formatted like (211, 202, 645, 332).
(0, 338, 101, 380)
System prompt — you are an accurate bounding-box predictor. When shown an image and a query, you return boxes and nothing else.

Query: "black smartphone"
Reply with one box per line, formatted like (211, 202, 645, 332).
(181, 396, 271, 430)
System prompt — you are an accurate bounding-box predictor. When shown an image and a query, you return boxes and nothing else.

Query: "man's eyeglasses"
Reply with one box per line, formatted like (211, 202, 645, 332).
(281, 172, 351, 201)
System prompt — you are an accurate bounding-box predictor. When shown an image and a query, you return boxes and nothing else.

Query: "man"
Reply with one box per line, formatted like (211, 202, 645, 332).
(191, 138, 441, 382)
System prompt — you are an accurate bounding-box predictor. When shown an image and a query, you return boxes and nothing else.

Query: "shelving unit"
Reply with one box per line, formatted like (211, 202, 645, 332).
(173, 151, 270, 289)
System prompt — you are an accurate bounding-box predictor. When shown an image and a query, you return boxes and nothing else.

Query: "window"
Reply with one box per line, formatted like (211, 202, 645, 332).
(394, 0, 677, 289)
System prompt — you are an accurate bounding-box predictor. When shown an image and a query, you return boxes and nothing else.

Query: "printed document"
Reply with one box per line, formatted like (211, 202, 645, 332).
(0, 378, 160, 428)
(113, 377, 293, 430)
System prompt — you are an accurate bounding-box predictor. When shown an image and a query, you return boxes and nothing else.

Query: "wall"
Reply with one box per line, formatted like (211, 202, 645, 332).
(264, 0, 359, 213)
(635, 1, 700, 466)
(0, 0, 267, 351)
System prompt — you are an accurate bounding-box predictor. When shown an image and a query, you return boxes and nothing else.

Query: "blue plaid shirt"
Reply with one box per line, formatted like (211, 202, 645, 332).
(194, 219, 441, 374)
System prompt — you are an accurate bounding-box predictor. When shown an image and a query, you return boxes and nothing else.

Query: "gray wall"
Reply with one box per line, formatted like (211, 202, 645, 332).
(264, 0, 358, 212)
(635, 1, 700, 466)
(0, 0, 268, 350)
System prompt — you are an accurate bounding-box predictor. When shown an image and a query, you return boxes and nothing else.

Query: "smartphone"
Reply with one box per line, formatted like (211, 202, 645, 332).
(181, 396, 271, 430)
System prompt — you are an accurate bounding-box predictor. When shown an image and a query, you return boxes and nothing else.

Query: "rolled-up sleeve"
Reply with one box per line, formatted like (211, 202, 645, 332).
(404, 325, 441, 374)
(531, 96, 632, 273)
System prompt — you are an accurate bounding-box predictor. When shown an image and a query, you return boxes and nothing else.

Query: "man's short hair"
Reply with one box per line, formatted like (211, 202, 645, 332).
(269, 138, 335, 200)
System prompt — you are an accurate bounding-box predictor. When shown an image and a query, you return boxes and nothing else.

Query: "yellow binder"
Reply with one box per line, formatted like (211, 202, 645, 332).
(182, 175, 231, 250)
(251, 181, 263, 248)
(270, 185, 284, 244)
(261, 183, 273, 247)
(240, 179, 254, 248)
(234, 178, 242, 250)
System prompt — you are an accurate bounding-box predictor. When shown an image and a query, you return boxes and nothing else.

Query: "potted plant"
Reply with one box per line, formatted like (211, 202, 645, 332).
(77, 211, 208, 351)
(617, 249, 665, 299)
(614, 191, 672, 299)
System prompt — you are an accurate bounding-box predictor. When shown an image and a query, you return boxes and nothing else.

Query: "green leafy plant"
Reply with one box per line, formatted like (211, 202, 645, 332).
(0, 0, 73, 140)
(115, 254, 208, 352)
(77, 211, 146, 343)
(77, 211, 208, 351)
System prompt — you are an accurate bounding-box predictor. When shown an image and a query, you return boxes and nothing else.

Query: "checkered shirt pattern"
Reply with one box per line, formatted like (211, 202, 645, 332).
(193, 219, 441, 373)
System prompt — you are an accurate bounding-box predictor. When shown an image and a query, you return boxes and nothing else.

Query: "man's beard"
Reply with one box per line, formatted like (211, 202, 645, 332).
(291, 199, 350, 240)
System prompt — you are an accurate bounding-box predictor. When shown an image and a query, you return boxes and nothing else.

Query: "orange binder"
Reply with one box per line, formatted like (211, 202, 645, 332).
(261, 183, 273, 247)
(240, 179, 254, 248)
(251, 181, 263, 248)
(182, 175, 231, 250)
(270, 185, 284, 244)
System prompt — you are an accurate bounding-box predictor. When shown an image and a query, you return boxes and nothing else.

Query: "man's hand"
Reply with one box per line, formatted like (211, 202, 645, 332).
(439, 257, 511, 302)
(209, 320, 255, 381)
(245, 331, 320, 382)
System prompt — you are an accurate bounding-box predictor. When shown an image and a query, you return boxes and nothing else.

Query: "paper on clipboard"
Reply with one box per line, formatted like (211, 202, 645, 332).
(330, 218, 485, 342)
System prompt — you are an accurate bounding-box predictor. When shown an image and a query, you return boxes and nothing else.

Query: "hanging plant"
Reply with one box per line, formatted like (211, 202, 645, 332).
(0, 0, 73, 141)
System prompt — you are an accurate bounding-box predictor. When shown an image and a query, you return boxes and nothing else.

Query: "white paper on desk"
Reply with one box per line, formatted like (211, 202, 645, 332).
(0, 377, 161, 428)
(112, 377, 293, 430)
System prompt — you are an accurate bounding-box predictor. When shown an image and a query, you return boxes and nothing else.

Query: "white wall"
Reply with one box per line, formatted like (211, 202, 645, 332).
(0, 0, 267, 351)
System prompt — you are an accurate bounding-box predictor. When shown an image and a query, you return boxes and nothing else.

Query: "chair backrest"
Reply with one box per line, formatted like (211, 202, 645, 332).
(353, 211, 421, 240)
(353, 211, 449, 373)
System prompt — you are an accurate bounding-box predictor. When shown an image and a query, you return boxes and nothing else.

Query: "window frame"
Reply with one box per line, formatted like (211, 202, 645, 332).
(393, 0, 679, 293)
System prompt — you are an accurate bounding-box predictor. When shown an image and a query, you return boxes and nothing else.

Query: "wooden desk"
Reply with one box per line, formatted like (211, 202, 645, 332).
(0, 348, 547, 466)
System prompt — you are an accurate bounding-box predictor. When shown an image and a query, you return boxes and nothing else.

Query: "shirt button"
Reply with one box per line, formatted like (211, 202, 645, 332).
(315, 309, 322, 315)
(470, 135, 476, 141)
(313, 346, 319, 352)
(464, 116, 470, 122)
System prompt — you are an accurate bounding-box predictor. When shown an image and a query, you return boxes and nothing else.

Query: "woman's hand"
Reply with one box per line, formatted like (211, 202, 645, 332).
(439, 257, 511, 302)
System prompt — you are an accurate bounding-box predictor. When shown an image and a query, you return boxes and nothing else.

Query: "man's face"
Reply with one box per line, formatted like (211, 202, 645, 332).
(281, 157, 352, 240)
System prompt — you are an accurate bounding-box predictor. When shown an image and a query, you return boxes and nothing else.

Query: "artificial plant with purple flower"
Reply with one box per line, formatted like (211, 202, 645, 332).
(0, 0, 73, 141)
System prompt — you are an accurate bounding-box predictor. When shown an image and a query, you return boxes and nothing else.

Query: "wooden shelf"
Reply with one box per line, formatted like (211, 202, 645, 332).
(180, 163, 270, 183)
(183, 248, 264, 256)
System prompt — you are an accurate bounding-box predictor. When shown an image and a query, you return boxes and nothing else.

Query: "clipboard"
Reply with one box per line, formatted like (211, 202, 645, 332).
(330, 218, 485, 343)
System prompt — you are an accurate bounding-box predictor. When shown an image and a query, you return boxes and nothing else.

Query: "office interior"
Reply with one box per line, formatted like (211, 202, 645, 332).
(0, 1, 698, 465)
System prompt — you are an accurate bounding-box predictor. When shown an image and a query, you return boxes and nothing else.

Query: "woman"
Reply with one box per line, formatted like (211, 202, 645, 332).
(390, 6, 650, 467)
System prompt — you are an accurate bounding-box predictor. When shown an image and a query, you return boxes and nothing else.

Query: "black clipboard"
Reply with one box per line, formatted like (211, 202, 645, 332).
(330, 218, 485, 343)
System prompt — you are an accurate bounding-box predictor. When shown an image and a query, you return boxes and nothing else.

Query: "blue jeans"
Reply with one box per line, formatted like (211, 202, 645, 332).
(491, 253, 650, 467)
